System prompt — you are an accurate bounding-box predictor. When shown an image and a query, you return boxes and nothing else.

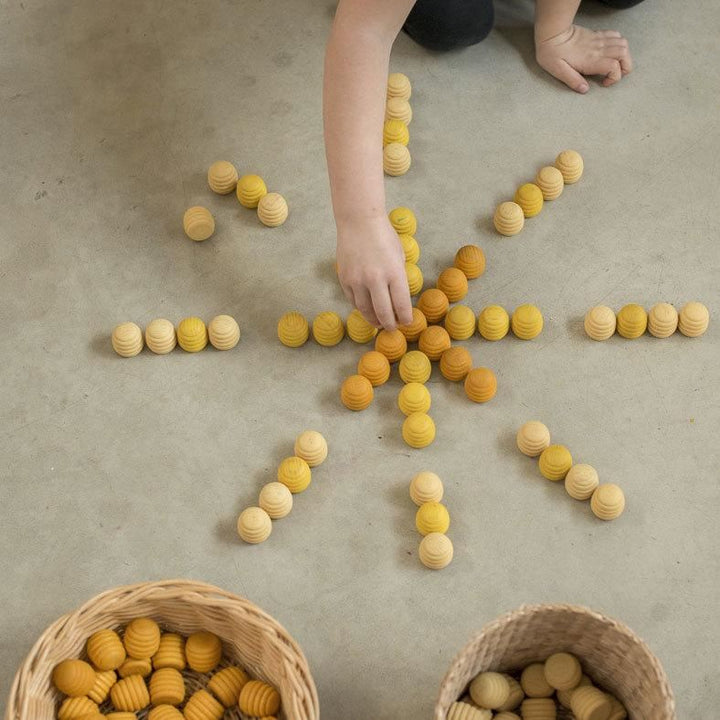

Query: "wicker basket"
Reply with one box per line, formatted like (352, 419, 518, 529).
(5, 579, 319, 720)
(434, 604, 675, 720)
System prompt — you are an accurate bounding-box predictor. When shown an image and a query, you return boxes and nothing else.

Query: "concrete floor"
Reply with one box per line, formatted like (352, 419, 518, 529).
(1, 0, 718, 717)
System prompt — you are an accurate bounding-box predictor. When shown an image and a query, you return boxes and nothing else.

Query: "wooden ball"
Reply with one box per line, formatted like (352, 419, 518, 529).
(417, 288, 450, 324)
(383, 119, 409, 146)
(57, 696, 100, 720)
(478, 305, 509, 341)
(516, 421, 551, 457)
(514, 183, 544, 218)
(118, 658, 152, 678)
(398, 382, 431, 416)
(277, 311, 309, 347)
(237, 506, 273, 543)
(87, 629, 126, 671)
(437, 268, 468, 303)
(147, 706, 184, 720)
(565, 463, 599, 500)
(123, 618, 161, 659)
(110, 674, 150, 712)
(358, 350, 391, 386)
(398, 233, 420, 264)
(258, 482, 293, 519)
(493, 201, 524, 236)
(535, 165, 564, 200)
(403, 412, 436, 449)
(555, 149, 584, 184)
(445, 305, 476, 340)
(591, 483, 625, 520)
(183, 206, 215, 241)
(277, 456, 312, 493)
(399, 350, 432, 384)
(207, 161, 238, 195)
(152, 633, 185, 671)
(207, 666, 249, 707)
(678, 301, 709, 337)
(387, 72, 411, 100)
(238, 680, 281, 717)
(440, 346, 472, 382)
(647, 302, 678, 338)
(521, 663, 554, 698)
(145, 318, 176, 354)
(409, 471, 444, 505)
(415, 501, 449, 535)
(469, 671, 510, 709)
(184, 689, 224, 720)
(176, 317, 208, 352)
(236, 174, 267, 208)
(340, 374, 374, 411)
(418, 325, 451, 361)
(453, 244, 486, 279)
(374, 328, 408, 363)
(149, 667, 185, 706)
(294, 430, 328, 467)
(383, 142, 411, 175)
(538, 445, 573, 481)
(208, 314, 240, 350)
(494, 714, 521, 720)
(405, 262, 424, 296)
(570, 686, 612, 720)
(312, 311, 345, 346)
(52, 659, 96, 697)
(447, 701, 492, 720)
(511, 304, 543, 340)
(346, 309, 378, 343)
(498, 676, 524, 712)
(557, 674, 592, 708)
(112, 322, 143, 357)
(616, 303, 647, 339)
(464, 367, 497, 403)
(584, 306, 616, 341)
(385, 96, 412, 124)
(520, 697, 557, 720)
(257, 192, 288, 227)
(388, 206, 417, 235)
(186, 632, 223, 673)
(419, 532, 453, 570)
(605, 694, 628, 720)
(398, 307, 428, 342)
(544, 652, 582, 691)
(87, 669, 117, 704)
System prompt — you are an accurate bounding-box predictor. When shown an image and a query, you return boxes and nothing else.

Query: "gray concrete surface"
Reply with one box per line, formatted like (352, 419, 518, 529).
(1, 0, 718, 717)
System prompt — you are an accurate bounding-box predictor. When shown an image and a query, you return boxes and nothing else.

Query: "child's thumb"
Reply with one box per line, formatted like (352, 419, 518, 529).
(553, 60, 589, 93)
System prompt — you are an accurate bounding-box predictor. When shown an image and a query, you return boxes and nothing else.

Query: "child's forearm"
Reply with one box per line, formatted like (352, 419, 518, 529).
(534, 0, 581, 40)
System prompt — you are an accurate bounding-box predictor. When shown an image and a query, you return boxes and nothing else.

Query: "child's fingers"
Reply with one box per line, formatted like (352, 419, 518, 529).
(553, 59, 589, 94)
(597, 57, 623, 86)
(354, 287, 381, 327)
(605, 43, 633, 74)
(599, 30, 623, 39)
(370, 284, 398, 331)
(389, 276, 413, 326)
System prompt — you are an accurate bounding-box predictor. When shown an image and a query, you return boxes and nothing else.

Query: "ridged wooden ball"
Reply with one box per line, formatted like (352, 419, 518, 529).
(236, 174, 267, 208)
(538, 445, 573, 481)
(464, 367, 497, 403)
(145, 318, 176, 354)
(57, 696, 100, 720)
(110, 674, 150, 712)
(409, 471, 444, 505)
(493, 201, 525, 236)
(183, 206, 215, 242)
(520, 697, 557, 720)
(440, 346, 472, 382)
(511, 304, 544, 340)
(387, 72, 411, 100)
(277, 311, 309, 347)
(177, 317, 208, 352)
(403, 412, 436, 449)
(383, 142, 411, 176)
(516, 421, 551, 457)
(418, 326, 451, 361)
(557, 674, 592, 708)
(277, 456, 312, 493)
(208, 314, 240, 350)
(87, 629, 126, 671)
(498, 676, 524, 711)
(257, 192, 289, 227)
(398, 382, 431, 416)
(678, 301, 709, 337)
(207, 665, 249, 707)
(570, 685, 612, 720)
(385, 96, 412, 124)
(149, 667, 185, 706)
(415, 501, 449, 534)
(399, 350, 432, 384)
(237, 506, 273, 543)
(447, 701, 492, 720)
(346, 309, 378, 343)
(389, 206, 417, 235)
(469, 671, 510, 709)
(88, 669, 117, 703)
(565, 463, 599, 500)
(555, 149, 584, 184)
(591, 483, 625, 520)
(647, 302, 678, 338)
(616, 303, 647, 339)
(606, 694, 628, 720)
(375, 329, 407, 363)
(112, 322, 144, 357)
(340, 374, 374, 411)
(417, 288, 450, 324)
(238, 680, 281, 717)
(152, 633, 185, 671)
(419, 532, 454, 570)
(478, 305, 510, 341)
(494, 713, 521, 720)
(399, 307, 427, 342)
(399, 233, 420, 264)
(184, 689, 224, 720)
(52, 659, 96, 697)
(207, 161, 238, 195)
(405, 262, 424, 296)
(294, 430, 328, 467)
(437, 268, 468, 303)
(312, 311, 345, 346)
(514, 183, 544, 218)
(383, 119, 409, 146)
(521, 663, 554, 698)
(584, 306, 616, 341)
(454, 244, 486, 279)
(445, 305, 476, 340)
(147, 706, 183, 720)
(535, 165, 564, 200)
(258, 482, 293, 519)
(358, 350, 391, 386)
(123, 618, 160, 660)
(544, 652, 582, 691)
(118, 657, 152, 678)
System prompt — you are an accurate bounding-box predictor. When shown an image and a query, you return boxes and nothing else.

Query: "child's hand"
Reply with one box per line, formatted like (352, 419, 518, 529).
(535, 24, 633, 94)
(336, 216, 413, 330)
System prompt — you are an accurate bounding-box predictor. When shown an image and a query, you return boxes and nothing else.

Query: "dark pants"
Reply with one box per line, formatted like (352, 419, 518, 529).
(404, 0, 645, 52)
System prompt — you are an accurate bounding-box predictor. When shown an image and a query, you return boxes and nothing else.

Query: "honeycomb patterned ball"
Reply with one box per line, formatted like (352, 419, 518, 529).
(478, 305, 510, 341)
(152, 633, 185, 671)
(402, 412, 436, 449)
(383, 119, 410, 146)
(294, 430, 328, 467)
(470, 672, 510, 710)
(418, 325, 451, 361)
(417, 288, 450, 324)
(448, 702, 492, 720)
(385, 96, 412, 124)
(145, 318, 176, 355)
(177, 317, 208, 352)
(118, 658, 152, 678)
(511, 304, 544, 340)
(409, 471, 444, 505)
(399, 350, 432, 384)
(520, 698, 557, 720)
(565, 463, 599, 500)
(440, 346, 472, 382)
(398, 233, 420, 264)
(383, 142, 411, 176)
(236, 174, 267, 208)
(87, 629, 126, 671)
(110, 674, 150, 712)
(445, 305, 476, 340)
(521, 663, 554, 698)
(389, 206, 417, 235)
(52, 659, 96, 697)
(398, 307, 428, 342)
(183, 206, 215, 242)
(591, 483, 625, 520)
(535, 166, 564, 200)
(375, 329, 407, 363)
(415, 501, 449, 534)
(538, 445, 573, 481)
(257, 192, 289, 227)
(341, 374, 374, 411)
(277, 311, 309, 348)
(185, 631, 222, 673)
(312, 311, 345, 346)
(238, 680, 281, 717)
(398, 382, 431, 416)
(419, 533, 454, 570)
(570, 686, 611, 720)
(112, 322, 144, 358)
(57, 696, 100, 720)
(277, 456, 312, 493)
(464, 367, 497, 403)
(258, 482, 293, 519)
(516, 421, 551, 457)
(678, 301, 709, 337)
(437, 268, 468, 303)
(493, 201, 524, 236)
(237, 506, 273, 544)
(555, 149, 584, 184)
(346, 309, 378, 344)
(207, 666, 249, 707)
(454, 244, 486, 279)
(207, 161, 238, 195)
(387, 72, 412, 100)
(358, 350, 391, 386)
(647, 302, 678, 338)
(616, 303, 647, 339)
(514, 183, 544, 218)
(123, 618, 161, 659)
(149, 668, 185, 706)
(184, 689, 224, 720)
(584, 306, 616, 341)
(405, 262, 424, 296)
(88, 669, 117, 704)
(208, 314, 240, 350)
(147, 706, 184, 720)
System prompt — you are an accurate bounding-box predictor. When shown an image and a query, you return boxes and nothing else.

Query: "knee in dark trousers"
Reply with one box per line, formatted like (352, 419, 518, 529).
(596, 0, 646, 8)
(404, 0, 495, 52)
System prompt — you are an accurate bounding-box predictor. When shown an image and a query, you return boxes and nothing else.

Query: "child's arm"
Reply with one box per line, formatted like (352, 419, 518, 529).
(534, 0, 633, 93)
(324, 0, 415, 330)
